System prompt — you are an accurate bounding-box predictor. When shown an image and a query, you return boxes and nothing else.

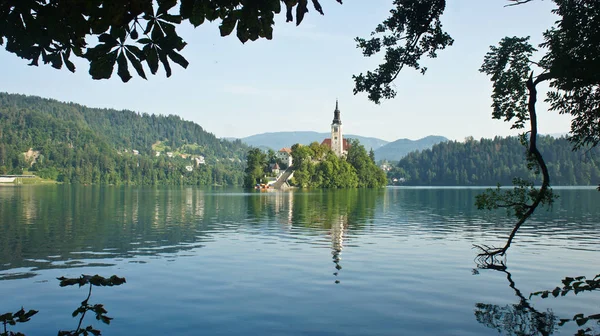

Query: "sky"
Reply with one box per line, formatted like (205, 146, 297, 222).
(0, 0, 572, 142)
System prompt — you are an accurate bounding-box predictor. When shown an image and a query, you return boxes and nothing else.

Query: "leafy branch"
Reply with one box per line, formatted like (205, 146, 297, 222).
(57, 275, 126, 336)
(0, 308, 38, 336)
(474, 36, 556, 258)
(0, 0, 342, 82)
(353, 0, 454, 104)
(530, 273, 600, 335)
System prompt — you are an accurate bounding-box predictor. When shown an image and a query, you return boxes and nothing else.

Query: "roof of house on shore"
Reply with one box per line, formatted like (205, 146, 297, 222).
(321, 138, 351, 151)
(279, 148, 292, 154)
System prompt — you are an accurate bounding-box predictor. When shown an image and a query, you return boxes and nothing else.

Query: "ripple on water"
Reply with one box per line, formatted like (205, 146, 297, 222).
(0, 187, 598, 336)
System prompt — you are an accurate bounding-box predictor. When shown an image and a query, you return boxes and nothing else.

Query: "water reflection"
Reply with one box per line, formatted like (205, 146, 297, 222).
(1, 187, 599, 279)
(0, 186, 247, 277)
(474, 262, 557, 335)
(331, 215, 345, 284)
(1, 186, 599, 335)
(246, 189, 382, 284)
(0, 187, 385, 281)
(474, 260, 600, 335)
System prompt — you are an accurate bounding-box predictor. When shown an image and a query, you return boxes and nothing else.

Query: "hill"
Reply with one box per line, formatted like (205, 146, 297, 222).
(374, 135, 449, 161)
(240, 131, 389, 152)
(0, 92, 248, 185)
(388, 136, 600, 186)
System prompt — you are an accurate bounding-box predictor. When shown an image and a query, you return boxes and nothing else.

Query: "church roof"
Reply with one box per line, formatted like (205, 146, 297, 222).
(278, 148, 292, 154)
(321, 138, 350, 151)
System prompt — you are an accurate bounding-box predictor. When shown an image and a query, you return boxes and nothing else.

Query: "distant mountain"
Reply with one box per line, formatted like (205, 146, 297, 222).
(240, 131, 389, 151)
(374, 135, 449, 161)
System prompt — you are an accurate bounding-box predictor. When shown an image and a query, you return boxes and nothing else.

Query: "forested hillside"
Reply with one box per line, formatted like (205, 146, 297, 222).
(0, 93, 247, 185)
(389, 136, 600, 186)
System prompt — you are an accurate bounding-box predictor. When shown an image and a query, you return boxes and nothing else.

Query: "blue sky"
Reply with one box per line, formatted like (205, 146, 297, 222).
(0, 0, 571, 142)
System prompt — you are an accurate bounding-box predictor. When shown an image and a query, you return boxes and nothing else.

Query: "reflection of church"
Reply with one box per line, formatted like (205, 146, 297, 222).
(331, 215, 347, 284)
(321, 100, 350, 157)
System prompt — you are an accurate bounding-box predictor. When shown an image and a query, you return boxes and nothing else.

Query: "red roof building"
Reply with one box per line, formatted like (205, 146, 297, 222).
(321, 138, 351, 152)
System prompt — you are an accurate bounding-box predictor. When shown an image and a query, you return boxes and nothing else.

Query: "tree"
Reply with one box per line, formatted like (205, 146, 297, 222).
(243, 147, 266, 188)
(0, 0, 341, 82)
(353, 0, 600, 256)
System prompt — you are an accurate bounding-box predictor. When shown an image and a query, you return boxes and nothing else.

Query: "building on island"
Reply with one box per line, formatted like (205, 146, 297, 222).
(269, 163, 281, 175)
(321, 100, 350, 157)
(277, 148, 293, 166)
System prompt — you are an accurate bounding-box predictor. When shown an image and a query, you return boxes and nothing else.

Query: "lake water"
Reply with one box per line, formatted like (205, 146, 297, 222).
(0, 186, 598, 335)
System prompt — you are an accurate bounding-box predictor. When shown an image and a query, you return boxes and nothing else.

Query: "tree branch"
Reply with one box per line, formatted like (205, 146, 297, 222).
(477, 73, 552, 258)
(504, 0, 535, 7)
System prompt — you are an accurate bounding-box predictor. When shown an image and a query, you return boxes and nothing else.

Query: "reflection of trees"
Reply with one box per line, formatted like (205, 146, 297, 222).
(388, 187, 600, 221)
(246, 189, 381, 231)
(474, 259, 600, 336)
(474, 261, 557, 336)
(247, 189, 382, 284)
(1, 187, 381, 280)
(0, 186, 246, 274)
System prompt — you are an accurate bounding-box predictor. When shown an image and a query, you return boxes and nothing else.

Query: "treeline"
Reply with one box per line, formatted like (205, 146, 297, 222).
(0, 92, 246, 185)
(290, 140, 386, 188)
(388, 136, 600, 186)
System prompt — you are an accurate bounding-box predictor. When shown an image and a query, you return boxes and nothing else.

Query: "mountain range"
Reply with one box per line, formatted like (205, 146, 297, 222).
(238, 132, 449, 161)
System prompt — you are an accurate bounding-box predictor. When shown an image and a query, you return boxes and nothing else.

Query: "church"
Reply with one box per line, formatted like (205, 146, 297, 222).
(321, 100, 350, 157)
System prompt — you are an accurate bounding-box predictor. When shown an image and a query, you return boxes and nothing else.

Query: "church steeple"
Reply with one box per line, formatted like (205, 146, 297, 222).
(332, 99, 341, 125)
(330, 100, 344, 157)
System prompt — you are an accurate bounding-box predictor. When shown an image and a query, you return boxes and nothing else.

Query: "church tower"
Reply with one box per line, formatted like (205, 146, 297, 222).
(331, 100, 344, 157)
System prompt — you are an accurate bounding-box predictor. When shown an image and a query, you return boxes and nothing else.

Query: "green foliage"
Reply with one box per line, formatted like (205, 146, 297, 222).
(1, 308, 38, 336)
(346, 139, 387, 188)
(353, 0, 454, 103)
(244, 148, 267, 188)
(290, 140, 385, 188)
(393, 136, 600, 186)
(480, 36, 536, 130)
(354, 0, 600, 155)
(0, 0, 342, 81)
(542, 0, 600, 150)
(475, 178, 556, 218)
(57, 275, 126, 336)
(0, 93, 247, 186)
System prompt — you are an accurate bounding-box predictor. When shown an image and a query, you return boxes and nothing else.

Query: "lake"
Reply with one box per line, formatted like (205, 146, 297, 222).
(0, 186, 599, 335)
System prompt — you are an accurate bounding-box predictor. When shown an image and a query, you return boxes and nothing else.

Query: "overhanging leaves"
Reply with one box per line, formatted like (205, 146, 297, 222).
(0, 0, 343, 82)
(353, 0, 454, 104)
(479, 36, 536, 130)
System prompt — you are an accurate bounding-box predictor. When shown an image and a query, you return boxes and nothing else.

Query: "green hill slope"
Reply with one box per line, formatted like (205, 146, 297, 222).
(388, 136, 600, 186)
(0, 92, 247, 185)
